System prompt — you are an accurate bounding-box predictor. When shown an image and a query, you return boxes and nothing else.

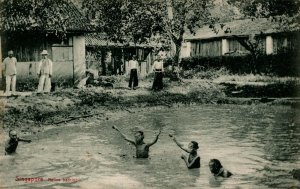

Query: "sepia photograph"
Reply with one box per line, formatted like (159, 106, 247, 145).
(0, 0, 299, 188)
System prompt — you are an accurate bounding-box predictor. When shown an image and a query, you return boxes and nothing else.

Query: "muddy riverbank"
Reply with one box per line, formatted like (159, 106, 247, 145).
(1, 76, 299, 133)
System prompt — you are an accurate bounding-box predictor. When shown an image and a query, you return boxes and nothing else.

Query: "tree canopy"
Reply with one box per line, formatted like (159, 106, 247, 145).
(227, 0, 300, 30)
(82, 0, 215, 65)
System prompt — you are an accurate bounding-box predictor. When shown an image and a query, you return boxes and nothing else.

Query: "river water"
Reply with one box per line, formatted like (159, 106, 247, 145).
(0, 104, 299, 189)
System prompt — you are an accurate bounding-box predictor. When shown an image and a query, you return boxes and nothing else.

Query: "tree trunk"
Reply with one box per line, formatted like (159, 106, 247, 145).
(173, 39, 182, 69)
(101, 50, 106, 76)
(168, 39, 182, 81)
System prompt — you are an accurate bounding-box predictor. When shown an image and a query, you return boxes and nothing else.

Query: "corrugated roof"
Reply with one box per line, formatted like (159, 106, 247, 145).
(184, 18, 297, 41)
(0, 0, 91, 32)
(86, 33, 157, 48)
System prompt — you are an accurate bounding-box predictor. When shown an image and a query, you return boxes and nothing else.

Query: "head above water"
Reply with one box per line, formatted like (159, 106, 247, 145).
(188, 141, 199, 151)
(209, 159, 223, 175)
(9, 130, 18, 138)
(134, 131, 144, 142)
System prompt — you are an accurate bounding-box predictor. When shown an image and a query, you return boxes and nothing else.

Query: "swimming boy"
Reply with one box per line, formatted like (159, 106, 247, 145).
(169, 134, 200, 169)
(5, 130, 31, 155)
(112, 126, 161, 158)
(209, 159, 232, 177)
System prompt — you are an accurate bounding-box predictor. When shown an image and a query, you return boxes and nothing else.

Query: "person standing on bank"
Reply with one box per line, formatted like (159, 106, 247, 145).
(128, 55, 139, 90)
(151, 56, 164, 91)
(37, 50, 53, 93)
(3, 50, 17, 95)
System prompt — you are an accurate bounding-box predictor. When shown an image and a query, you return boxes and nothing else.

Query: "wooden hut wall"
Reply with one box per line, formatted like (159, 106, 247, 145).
(273, 33, 299, 54)
(86, 49, 101, 70)
(2, 33, 75, 81)
(146, 49, 153, 74)
(228, 38, 248, 52)
(256, 36, 266, 54)
(86, 46, 154, 76)
(191, 39, 222, 57)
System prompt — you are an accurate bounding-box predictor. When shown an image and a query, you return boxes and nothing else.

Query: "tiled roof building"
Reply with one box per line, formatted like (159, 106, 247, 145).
(0, 0, 90, 33)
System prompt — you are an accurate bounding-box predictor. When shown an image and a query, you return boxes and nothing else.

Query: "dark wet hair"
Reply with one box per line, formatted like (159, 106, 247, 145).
(136, 131, 144, 139)
(191, 141, 199, 150)
(9, 130, 17, 136)
(137, 131, 144, 136)
(209, 159, 223, 174)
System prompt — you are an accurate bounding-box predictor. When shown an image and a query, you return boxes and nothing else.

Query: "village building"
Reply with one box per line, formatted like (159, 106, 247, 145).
(85, 33, 167, 78)
(181, 18, 300, 58)
(0, 0, 90, 90)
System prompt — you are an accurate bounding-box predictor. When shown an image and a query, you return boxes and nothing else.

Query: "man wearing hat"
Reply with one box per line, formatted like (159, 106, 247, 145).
(37, 50, 53, 93)
(3, 50, 17, 95)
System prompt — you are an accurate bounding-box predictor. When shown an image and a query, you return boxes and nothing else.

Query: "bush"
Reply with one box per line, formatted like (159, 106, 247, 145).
(180, 51, 300, 76)
(16, 77, 74, 92)
(78, 89, 120, 105)
(182, 67, 230, 79)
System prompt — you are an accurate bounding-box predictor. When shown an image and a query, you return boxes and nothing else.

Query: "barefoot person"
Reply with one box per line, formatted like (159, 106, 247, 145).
(169, 134, 200, 169)
(128, 55, 139, 90)
(3, 50, 17, 95)
(151, 56, 164, 91)
(37, 50, 53, 93)
(112, 126, 161, 158)
(209, 159, 232, 178)
(5, 130, 31, 155)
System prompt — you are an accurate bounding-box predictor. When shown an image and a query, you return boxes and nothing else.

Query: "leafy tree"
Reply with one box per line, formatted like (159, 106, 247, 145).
(228, 0, 300, 31)
(228, 0, 300, 18)
(82, 0, 215, 71)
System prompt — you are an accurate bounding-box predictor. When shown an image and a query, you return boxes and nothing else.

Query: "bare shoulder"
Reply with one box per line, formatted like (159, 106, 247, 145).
(4, 137, 11, 146)
(223, 169, 232, 177)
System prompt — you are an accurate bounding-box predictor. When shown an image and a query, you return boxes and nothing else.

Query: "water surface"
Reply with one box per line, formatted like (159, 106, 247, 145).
(0, 104, 299, 188)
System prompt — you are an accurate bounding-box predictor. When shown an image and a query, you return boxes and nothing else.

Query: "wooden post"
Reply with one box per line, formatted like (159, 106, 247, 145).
(266, 35, 273, 55)
(166, 0, 176, 57)
(0, 35, 3, 92)
(73, 35, 86, 83)
(222, 39, 229, 55)
(180, 41, 191, 58)
(166, 0, 173, 20)
(122, 49, 125, 74)
(0, 35, 2, 76)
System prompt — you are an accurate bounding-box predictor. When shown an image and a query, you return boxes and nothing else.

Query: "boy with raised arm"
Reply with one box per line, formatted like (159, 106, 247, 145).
(5, 130, 31, 155)
(112, 126, 161, 158)
(169, 134, 200, 169)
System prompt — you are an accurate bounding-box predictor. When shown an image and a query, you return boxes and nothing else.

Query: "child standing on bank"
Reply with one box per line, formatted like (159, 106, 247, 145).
(112, 126, 161, 158)
(169, 134, 200, 169)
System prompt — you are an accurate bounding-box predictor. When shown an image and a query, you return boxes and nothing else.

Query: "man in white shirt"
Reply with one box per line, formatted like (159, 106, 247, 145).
(37, 50, 53, 93)
(151, 56, 164, 91)
(3, 50, 17, 95)
(128, 55, 139, 90)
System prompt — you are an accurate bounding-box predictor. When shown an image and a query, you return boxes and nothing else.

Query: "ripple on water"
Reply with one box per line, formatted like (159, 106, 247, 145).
(0, 104, 299, 188)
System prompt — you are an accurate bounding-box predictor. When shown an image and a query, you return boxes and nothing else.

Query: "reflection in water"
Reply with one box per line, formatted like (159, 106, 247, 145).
(0, 104, 299, 188)
(209, 175, 224, 188)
